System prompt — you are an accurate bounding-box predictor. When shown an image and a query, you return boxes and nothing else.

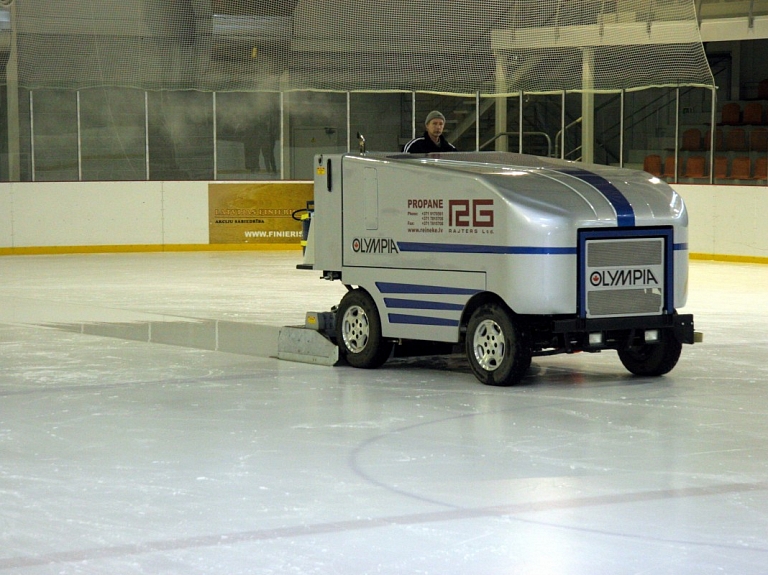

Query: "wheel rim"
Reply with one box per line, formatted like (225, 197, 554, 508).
(472, 319, 505, 371)
(341, 304, 370, 353)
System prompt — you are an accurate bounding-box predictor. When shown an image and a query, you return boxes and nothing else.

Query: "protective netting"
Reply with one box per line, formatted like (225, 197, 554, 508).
(5, 0, 714, 94)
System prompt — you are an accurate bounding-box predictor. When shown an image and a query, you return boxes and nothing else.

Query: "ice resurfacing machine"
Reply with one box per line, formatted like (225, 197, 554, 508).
(291, 151, 699, 386)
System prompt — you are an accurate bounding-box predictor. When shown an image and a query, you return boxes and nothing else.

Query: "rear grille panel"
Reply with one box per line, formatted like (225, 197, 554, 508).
(580, 229, 672, 319)
(587, 288, 663, 317)
(587, 240, 663, 267)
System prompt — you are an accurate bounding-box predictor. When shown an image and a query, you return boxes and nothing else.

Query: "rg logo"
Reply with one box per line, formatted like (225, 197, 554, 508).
(448, 199, 494, 227)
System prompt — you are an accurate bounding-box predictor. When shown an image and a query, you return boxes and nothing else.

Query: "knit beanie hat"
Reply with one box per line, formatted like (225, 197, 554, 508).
(425, 110, 445, 125)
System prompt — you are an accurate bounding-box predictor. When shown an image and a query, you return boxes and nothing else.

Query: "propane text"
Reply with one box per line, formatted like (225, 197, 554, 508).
(408, 199, 443, 209)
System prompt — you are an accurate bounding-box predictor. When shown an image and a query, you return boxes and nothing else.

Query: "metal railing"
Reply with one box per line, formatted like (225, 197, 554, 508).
(480, 131, 553, 157)
(555, 117, 582, 159)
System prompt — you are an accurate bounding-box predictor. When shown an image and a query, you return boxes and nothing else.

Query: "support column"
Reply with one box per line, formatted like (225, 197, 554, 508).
(6, 1, 20, 181)
(494, 57, 508, 152)
(279, 90, 287, 180)
(581, 48, 595, 164)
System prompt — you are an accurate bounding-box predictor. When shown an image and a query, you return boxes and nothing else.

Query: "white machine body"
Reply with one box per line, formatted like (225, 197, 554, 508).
(306, 151, 691, 348)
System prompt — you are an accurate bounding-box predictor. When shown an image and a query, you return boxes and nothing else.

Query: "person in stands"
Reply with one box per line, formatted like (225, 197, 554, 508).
(403, 110, 457, 153)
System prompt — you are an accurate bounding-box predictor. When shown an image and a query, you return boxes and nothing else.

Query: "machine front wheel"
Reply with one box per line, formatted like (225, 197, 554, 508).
(465, 303, 530, 386)
(617, 330, 683, 376)
(336, 289, 392, 369)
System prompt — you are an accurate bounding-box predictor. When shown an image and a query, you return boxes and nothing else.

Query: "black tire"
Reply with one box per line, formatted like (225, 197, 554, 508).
(465, 303, 531, 386)
(617, 329, 683, 376)
(335, 289, 392, 369)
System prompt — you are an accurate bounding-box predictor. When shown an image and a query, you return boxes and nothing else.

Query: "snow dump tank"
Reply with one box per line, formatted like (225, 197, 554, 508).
(303, 151, 697, 386)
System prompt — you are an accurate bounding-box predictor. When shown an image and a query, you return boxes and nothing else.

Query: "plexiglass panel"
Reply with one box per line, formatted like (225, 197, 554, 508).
(80, 88, 145, 181)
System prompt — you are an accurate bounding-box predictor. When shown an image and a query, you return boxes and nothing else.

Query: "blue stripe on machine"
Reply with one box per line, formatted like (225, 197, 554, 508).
(557, 168, 636, 228)
(674, 243, 688, 251)
(388, 313, 460, 327)
(376, 282, 480, 295)
(383, 297, 465, 311)
(396, 242, 577, 255)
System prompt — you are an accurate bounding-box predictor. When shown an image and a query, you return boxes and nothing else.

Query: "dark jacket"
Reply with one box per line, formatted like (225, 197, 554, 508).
(403, 131, 457, 153)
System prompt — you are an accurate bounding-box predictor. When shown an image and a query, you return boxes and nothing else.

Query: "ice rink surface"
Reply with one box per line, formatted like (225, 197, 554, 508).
(1, 251, 767, 574)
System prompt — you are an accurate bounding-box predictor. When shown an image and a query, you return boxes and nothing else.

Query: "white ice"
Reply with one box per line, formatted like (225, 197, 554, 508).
(1, 251, 767, 574)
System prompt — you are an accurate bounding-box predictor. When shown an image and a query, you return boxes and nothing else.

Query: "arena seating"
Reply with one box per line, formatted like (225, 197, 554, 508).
(713, 156, 728, 180)
(720, 102, 741, 125)
(742, 102, 764, 125)
(681, 128, 702, 151)
(758, 79, 768, 100)
(725, 128, 748, 152)
(643, 154, 662, 177)
(730, 156, 752, 180)
(749, 128, 768, 152)
(704, 128, 724, 151)
(683, 156, 706, 179)
(662, 156, 679, 179)
(753, 157, 767, 180)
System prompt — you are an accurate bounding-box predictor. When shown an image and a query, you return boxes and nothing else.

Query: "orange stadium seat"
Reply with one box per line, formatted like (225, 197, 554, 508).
(720, 102, 741, 125)
(683, 156, 706, 179)
(759, 79, 768, 100)
(753, 157, 767, 180)
(742, 102, 764, 125)
(662, 156, 679, 179)
(725, 128, 748, 152)
(750, 128, 768, 152)
(730, 156, 752, 179)
(704, 128, 724, 151)
(643, 154, 662, 177)
(713, 156, 728, 180)
(681, 128, 702, 151)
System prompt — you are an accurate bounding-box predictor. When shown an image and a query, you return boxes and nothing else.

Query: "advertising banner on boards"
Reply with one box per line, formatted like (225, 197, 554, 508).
(208, 182, 312, 246)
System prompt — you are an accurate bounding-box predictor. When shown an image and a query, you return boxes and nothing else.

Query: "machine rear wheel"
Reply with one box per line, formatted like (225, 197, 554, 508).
(465, 303, 531, 386)
(336, 289, 392, 369)
(617, 330, 682, 376)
